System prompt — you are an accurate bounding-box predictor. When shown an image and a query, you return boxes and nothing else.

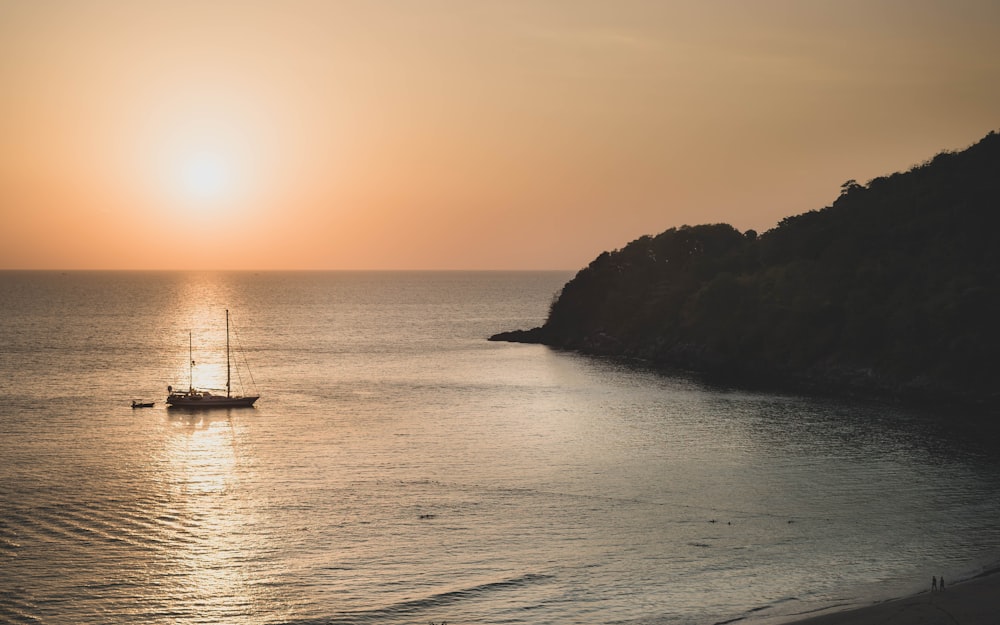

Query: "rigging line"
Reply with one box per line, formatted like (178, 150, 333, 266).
(236, 322, 258, 393)
(230, 315, 247, 394)
(229, 313, 259, 394)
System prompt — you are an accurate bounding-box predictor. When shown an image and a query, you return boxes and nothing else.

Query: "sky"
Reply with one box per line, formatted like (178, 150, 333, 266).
(1, 0, 999, 270)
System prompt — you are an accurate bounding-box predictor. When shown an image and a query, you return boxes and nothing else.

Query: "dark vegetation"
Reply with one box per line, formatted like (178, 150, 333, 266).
(491, 131, 1000, 405)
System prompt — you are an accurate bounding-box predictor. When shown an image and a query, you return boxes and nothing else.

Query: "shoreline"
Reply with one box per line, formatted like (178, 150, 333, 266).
(768, 568, 1000, 625)
(490, 331, 999, 412)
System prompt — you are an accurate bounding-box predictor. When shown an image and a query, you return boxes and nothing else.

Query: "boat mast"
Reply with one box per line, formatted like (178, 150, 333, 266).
(226, 309, 231, 398)
(188, 331, 193, 393)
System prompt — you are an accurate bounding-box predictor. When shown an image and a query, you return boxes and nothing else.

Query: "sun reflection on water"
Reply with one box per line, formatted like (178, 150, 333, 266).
(156, 412, 264, 623)
(168, 413, 238, 493)
(138, 273, 277, 624)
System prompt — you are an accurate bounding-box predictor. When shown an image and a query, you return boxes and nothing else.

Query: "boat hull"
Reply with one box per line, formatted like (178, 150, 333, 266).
(166, 393, 258, 408)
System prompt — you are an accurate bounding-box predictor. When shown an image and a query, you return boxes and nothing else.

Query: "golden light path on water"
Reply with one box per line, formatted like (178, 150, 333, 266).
(148, 412, 264, 623)
(124, 276, 277, 621)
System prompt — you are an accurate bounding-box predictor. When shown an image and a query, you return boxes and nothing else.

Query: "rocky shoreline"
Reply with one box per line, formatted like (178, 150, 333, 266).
(489, 327, 997, 410)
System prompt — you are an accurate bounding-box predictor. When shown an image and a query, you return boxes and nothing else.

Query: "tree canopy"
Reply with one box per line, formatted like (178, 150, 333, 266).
(492, 131, 1000, 405)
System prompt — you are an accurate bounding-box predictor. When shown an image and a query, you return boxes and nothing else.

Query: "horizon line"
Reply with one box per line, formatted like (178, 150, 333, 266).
(0, 267, 579, 273)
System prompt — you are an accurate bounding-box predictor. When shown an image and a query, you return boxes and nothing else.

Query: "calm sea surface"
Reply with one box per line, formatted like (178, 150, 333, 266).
(2, 271, 999, 625)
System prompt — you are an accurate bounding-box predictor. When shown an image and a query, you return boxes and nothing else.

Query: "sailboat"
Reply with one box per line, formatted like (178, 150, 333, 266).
(166, 310, 260, 408)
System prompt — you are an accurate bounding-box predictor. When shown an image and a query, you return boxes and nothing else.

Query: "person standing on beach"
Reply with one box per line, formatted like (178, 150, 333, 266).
(940, 576, 945, 591)
(932, 576, 937, 591)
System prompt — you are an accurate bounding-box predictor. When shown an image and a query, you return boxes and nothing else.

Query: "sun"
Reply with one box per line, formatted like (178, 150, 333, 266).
(135, 97, 277, 223)
(158, 144, 253, 220)
(179, 152, 233, 202)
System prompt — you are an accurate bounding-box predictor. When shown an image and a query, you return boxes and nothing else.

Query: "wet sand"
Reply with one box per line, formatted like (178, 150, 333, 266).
(780, 570, 1000, 625)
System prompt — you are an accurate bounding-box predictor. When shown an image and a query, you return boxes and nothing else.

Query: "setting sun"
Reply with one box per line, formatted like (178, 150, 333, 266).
(150, 139, 252, 224)
(178, 152, 233, 203)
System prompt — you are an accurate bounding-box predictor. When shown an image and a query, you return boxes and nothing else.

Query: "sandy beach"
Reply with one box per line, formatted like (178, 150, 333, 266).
(779, 570, 1000, 625)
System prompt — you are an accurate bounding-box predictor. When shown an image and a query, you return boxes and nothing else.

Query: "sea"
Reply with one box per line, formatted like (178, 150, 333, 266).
(2, 270, 999, 625)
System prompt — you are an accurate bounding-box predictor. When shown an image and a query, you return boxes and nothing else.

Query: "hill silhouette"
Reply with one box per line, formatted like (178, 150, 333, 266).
(492, 130, 1000, 405)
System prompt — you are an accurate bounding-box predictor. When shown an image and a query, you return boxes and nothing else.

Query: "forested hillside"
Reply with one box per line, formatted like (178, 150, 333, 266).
(492, 131, 1000, 404)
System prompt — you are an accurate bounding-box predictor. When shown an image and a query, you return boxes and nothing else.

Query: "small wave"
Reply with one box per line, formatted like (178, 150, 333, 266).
(0, 593, 43, 624)
(273, 572, 553, 625)
(4, 498, 194, 557)
(712, 596, 802, 625)
(790, 600, 852, 615)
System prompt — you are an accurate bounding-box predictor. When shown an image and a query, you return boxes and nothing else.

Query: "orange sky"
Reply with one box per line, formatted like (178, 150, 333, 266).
(2, 0, 999, 270)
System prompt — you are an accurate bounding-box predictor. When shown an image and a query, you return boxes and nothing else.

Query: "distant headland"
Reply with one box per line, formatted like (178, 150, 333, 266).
(491, 130, 1000, 407)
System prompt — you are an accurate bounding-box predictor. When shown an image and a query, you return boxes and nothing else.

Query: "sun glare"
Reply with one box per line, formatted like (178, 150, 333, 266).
(157, 143, 252, 221)
(180, 153, 232, 202)
(141, 108, 260, 220)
